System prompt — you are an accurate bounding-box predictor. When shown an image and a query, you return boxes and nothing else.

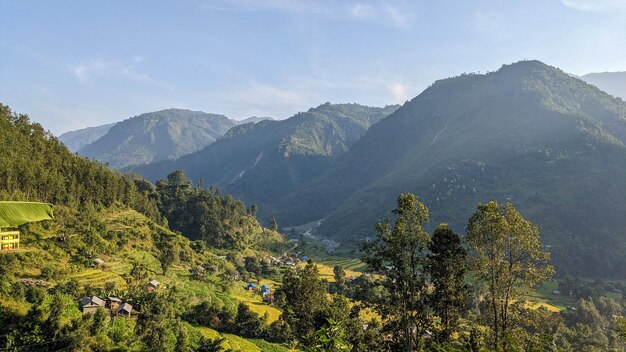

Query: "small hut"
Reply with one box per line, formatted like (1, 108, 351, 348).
(115, 303, 133, 317)
(81, 296, 105, 314)
(106, 297, 122, 311)
(147, 279, 160, 292)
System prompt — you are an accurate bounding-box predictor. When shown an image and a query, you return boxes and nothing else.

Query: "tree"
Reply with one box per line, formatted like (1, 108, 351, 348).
(333, 265, 346, 292)
(466, 201, 554, 351)
(270, 217, 279, 231)
(304, 318, 352, 352)
(234, 302, 264, 338)
(361, 193, 431, 351)
(275, 261, 327, 339)
(249, 204, 258, 217)
(426, 223, 467, 343)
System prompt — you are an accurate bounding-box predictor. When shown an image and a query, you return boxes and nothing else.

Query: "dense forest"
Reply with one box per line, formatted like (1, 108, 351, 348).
(0, 104, 162, 222)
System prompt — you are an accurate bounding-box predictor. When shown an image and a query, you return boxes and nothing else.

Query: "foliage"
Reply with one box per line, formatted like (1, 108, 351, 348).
(275, 261, 328, 339)
(156, 170, 283, 249)
(304, 318, 352, 352)
(361, 193, 432, 351)
(466, 201, 554, 350)
(426, 224, 467, 343)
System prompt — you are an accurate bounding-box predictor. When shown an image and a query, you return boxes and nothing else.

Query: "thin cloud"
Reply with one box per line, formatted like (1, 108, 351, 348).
(561, 0, 626, 12)
(70, 56, 174, 89)
(349, 2, 417, 28)
(204, 0, 417, 28)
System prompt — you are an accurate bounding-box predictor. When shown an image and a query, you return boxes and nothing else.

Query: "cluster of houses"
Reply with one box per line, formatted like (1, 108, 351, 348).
(246, 283, 275, 304)
(81, 296, 133, 317)
(266, 253, 310, 268)
(80, 279, 162, 317)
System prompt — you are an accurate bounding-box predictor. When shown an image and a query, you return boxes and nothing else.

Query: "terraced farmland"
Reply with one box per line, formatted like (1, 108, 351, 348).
(70, 268, 127, 289)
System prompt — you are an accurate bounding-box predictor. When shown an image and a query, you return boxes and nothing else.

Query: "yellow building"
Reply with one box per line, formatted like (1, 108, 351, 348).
(0, 230, 20, 251)
(0, 201, 54, 251)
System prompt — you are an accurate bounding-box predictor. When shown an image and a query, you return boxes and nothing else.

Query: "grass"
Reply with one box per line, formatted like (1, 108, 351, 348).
(196, 326, 294, 351)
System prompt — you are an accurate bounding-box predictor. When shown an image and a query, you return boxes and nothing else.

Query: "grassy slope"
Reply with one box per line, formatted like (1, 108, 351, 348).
(0, 205, 287, 349)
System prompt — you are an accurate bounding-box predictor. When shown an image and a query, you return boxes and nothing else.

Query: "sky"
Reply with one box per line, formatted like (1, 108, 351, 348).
(1, 0, 626, 135)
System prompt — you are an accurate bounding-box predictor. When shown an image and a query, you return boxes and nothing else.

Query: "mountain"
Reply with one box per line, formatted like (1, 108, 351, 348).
(58, 123, 116, 152)
(581, 71, 626, 101)
(131, 103, 399, 219)
(276, 61, 626, 277)
(235, 116, 274, 125)
(79, 108, 236, 169)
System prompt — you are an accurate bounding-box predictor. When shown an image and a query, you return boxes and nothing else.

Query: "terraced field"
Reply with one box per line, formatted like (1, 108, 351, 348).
(70, 268, 127, 289)
(314, 258, 367, 282)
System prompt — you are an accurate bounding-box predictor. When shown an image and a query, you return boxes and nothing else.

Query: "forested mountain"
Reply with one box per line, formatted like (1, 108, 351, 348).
(79, 109, 236, 169)
(275, 61, 626, 277)
(0, 104, 161, 221)
(581, 71, 626, 101)
(132, 103, 399, 220)
(58, 123, 116, 152)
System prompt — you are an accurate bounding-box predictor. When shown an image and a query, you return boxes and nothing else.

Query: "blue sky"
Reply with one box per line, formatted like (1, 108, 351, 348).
(1, 0, 626, 134)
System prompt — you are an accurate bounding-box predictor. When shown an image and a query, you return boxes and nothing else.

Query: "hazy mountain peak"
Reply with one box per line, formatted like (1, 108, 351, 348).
(78, 109, 236, 168)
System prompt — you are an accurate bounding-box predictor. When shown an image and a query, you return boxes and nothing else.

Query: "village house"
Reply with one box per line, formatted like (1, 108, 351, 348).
(146, 279, 160, 292)
(247, 283, 257, 292)
(81, 296, 105, 314)
(115, 303, 133, 317)
(106, 297, 122, 311)
(263, 292, 275, 304)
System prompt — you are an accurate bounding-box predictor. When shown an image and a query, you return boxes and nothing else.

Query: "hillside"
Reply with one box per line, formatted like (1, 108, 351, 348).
(79, 109, 236, 169)
(0, 104, 161, 221)
(58, 123, 116, 152)
(132, 103, 399, 221)
(277, 61, 626, 277)
(581, 71, 626, 101)
(0, 204, 290, 351)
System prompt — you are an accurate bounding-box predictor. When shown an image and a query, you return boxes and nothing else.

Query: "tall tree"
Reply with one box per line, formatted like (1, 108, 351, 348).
(333, 265, 346, 292)
(361, 193, 431, 351)
(275, 261, 327, 339)
(466, 201, 554, 351)
(426, 223, 467, 343)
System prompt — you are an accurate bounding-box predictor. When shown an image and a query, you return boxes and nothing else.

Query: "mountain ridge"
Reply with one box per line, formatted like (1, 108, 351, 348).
(79, 108, 236, 169)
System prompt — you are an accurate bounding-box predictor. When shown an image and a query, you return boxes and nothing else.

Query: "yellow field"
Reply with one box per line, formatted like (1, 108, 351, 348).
(70, 268, 127, 289)
(229, 280, 282, 323)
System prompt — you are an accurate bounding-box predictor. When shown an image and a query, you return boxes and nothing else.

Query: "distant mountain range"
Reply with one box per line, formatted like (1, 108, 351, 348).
(276, 61, 626, 277)
(580, 71, 626, 101)
(132, 61, 626, 277)
(58, 111, 274, 168)
(130, 103, 400, 218)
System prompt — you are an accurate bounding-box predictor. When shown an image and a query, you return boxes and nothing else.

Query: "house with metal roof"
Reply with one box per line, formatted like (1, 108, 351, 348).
(81, 296, 105, 314)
